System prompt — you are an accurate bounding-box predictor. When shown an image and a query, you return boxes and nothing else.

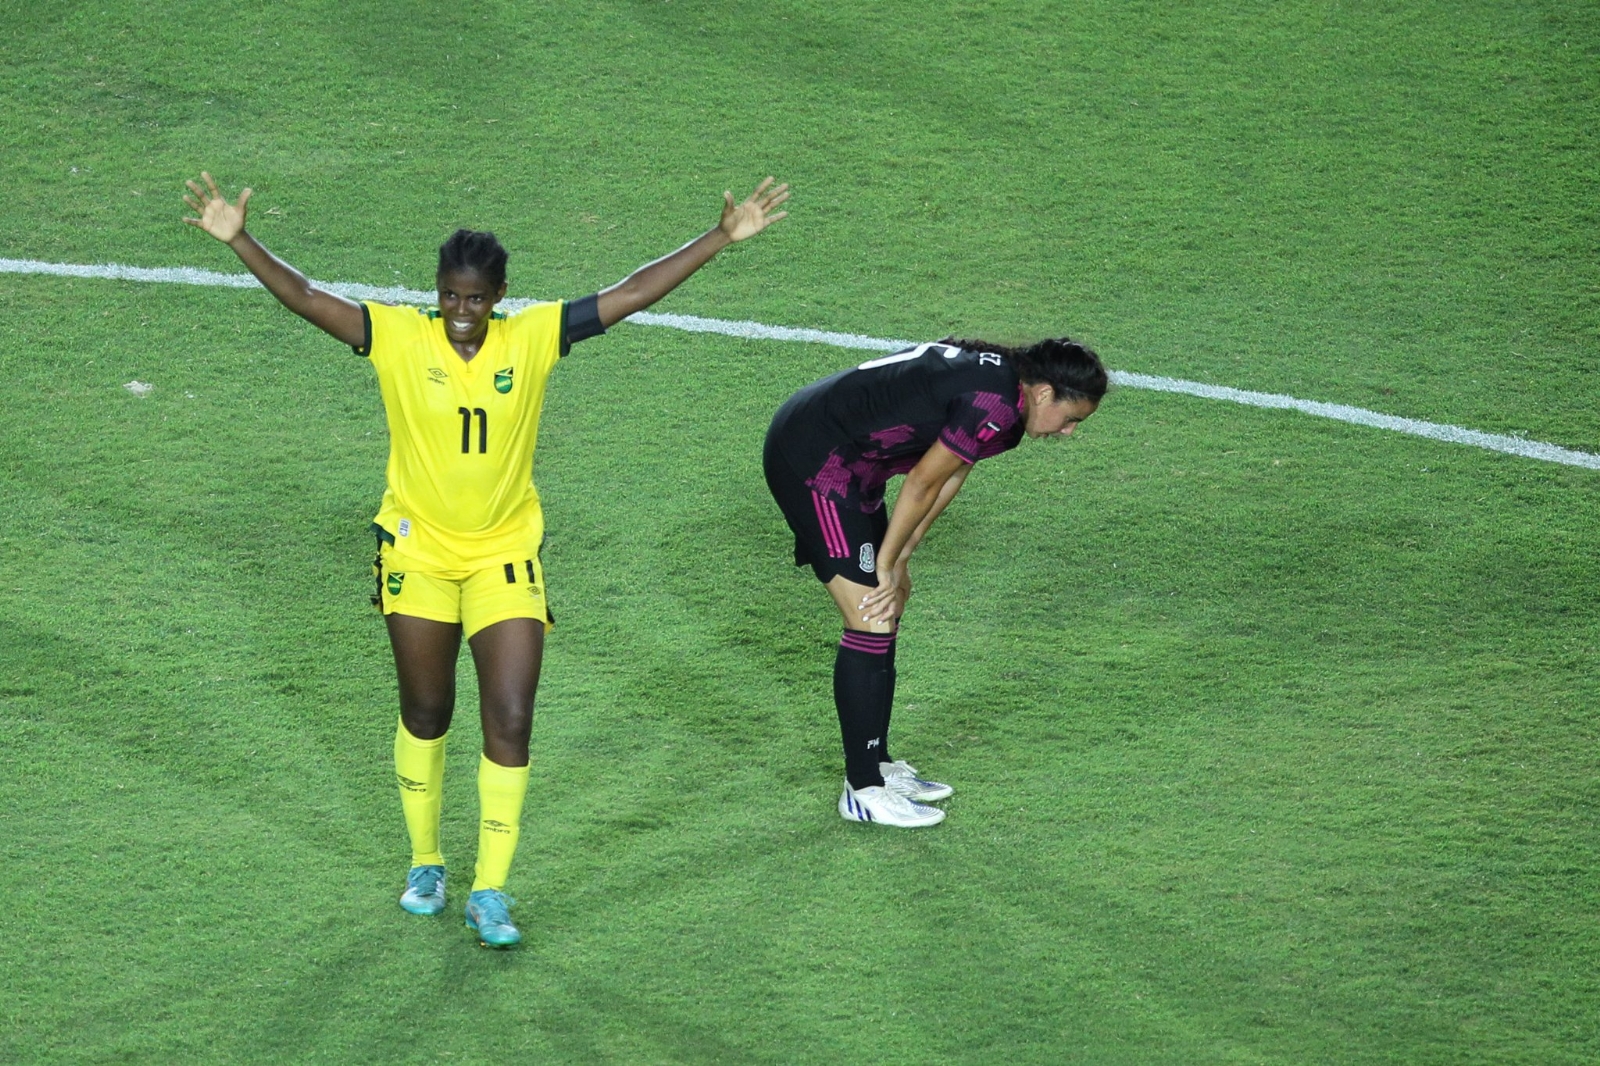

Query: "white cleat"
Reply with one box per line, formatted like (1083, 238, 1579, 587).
(881, 760, 953, 802)
(839, 782, 945, 827)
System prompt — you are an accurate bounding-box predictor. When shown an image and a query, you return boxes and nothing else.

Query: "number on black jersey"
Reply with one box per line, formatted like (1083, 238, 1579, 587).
(857, 342, 955, 371)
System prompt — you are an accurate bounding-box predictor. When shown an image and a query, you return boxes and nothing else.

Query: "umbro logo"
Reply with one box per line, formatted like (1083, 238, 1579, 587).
(427, 367, 449, 384)
(397, 774, 427, 792)
(482, 819, 512, 835)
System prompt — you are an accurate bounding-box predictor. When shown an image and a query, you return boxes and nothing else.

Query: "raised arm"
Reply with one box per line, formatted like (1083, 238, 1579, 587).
(859, 442, 971, 624)
(182, 172, 366, 349)
(594, 177, 789, 329)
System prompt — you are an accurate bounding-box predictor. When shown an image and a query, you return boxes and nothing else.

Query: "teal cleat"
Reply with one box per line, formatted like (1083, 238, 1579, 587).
(399, 865, 447, 916)
(465, 889, 521, 948)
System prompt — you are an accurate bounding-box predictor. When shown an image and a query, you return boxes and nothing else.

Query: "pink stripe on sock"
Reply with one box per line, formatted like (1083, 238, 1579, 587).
(840, 630, 895, 654)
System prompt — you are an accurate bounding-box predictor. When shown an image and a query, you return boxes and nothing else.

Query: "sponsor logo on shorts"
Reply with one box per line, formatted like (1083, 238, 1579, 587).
(387, 572, 405, 595)
(858, 543, 876, 573)
(527, 585, 542, 599)
(397, 518, 411, 538)
(494, 367, 514, 394)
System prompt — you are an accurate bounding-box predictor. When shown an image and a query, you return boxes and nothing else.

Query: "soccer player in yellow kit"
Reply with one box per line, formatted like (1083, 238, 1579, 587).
(183, 171, 788, 946)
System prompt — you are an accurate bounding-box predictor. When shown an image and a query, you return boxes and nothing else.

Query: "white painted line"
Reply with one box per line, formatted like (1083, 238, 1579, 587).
(626, 310, 907, 352)
(1111, 372, 1600, 470)
(4, 256, 1597, 470)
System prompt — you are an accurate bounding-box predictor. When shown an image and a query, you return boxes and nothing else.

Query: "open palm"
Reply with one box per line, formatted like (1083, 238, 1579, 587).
(719, 176, 790, 242)
(182, 171, 252, 243)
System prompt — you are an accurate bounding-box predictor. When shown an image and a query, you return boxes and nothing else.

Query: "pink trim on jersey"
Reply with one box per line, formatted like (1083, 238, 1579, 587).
(868, 424, 918, 450)
(808, 453, 854, 500)
(812, 491, 850, 558)
(939, 426, 981, 463)
(946, 389, 1025, 461)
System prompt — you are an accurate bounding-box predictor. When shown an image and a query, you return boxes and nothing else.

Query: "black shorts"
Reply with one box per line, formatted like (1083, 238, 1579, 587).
(764, 421, 887, 586)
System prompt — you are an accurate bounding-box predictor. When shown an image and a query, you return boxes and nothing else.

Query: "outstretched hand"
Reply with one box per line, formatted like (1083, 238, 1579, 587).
(719, 177, 789, 242)
(182, 172, 252, 243)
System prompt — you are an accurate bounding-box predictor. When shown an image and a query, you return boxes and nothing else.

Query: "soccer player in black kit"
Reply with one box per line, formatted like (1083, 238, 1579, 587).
(764, 337, 1108, 826)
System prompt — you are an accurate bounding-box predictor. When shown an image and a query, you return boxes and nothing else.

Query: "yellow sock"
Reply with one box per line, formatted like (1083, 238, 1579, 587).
(394, 719, 446, 868)
(472, 754, 530, 892)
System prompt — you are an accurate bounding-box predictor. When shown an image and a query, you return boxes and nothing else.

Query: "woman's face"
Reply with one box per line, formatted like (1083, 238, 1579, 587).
(1024, 387, 1099, 438)
(436, 267, 507, 346)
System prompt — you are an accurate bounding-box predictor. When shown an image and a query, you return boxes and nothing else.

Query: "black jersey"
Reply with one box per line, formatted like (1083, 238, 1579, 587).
(767, 342, 1026, 512)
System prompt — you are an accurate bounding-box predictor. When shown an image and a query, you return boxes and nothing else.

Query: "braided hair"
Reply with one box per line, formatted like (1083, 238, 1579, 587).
(437, 229, 509, 289)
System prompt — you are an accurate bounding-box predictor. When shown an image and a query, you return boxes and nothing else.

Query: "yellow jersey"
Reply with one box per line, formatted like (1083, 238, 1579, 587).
(359, 299, 567, 570)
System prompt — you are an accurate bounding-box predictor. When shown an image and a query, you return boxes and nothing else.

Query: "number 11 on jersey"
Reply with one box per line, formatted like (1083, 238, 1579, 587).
(459, 407, 487, 454)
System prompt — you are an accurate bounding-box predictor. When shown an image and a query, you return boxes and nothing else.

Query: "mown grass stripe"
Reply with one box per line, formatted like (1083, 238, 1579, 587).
(4, 255, 1596, 471)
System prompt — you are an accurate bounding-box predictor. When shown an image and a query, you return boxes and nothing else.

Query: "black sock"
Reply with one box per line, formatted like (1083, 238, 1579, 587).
(834, 630, 895, 789)
(880, 629, 898, 766)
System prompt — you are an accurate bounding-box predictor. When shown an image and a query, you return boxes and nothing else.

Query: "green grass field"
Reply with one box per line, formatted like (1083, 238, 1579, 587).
(3, 1, 1598, 1062)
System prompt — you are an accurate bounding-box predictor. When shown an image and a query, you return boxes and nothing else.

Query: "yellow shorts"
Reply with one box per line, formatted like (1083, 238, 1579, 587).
(373, 542, 552, 638)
